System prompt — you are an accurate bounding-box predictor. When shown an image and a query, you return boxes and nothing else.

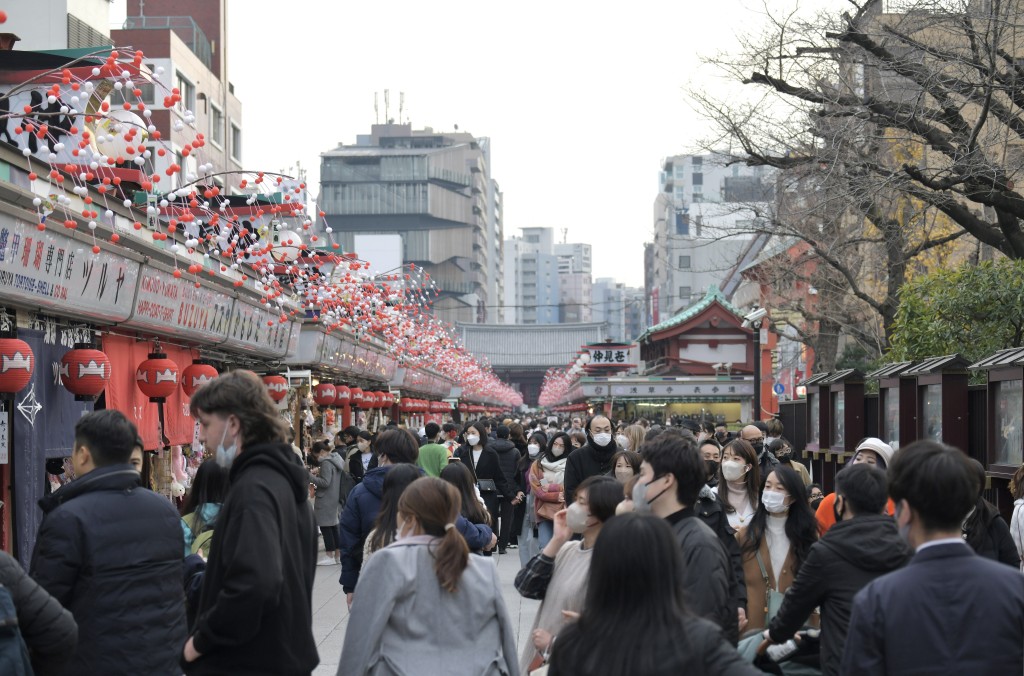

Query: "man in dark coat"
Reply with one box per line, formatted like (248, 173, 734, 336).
(31, 409, 186, 675)
(842, 440, 1024, 676)
(761, 464, 911, 675)
(183, 371, 318, 676)
(635, 433, 739, 644)
(490, 425, 522, 554)
(563, 415, 619, 505)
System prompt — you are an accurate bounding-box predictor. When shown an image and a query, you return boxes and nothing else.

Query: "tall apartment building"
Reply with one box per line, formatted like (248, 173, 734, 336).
(592, 277, 626, 341)
(503, 227, 560, 325)
(650, 152, 774, 319)
(319, 124, 503, 325)
(8, 0, 112, 50)
(554, 241, 592, 322)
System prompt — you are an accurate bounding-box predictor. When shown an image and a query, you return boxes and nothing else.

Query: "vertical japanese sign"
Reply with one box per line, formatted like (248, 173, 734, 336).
(0, 402, 8, 464)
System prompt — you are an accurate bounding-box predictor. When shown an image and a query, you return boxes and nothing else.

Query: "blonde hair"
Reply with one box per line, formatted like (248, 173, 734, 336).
(623, 424, 646, 454)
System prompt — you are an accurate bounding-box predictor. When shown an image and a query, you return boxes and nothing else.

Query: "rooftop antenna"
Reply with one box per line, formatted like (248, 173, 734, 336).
(374, 92, 379, 124)
(384, 89, 391, 125)
(561, 227, 568, 244)
(399, 91, 405, 124)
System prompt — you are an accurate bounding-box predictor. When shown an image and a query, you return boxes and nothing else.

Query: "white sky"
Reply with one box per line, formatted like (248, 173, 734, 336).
(107, 0, 841, 288)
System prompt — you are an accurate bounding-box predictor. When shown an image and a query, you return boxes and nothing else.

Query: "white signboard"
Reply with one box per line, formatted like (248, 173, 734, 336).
(222, 299, 293, 357)
(588, 348, 633, 365)
(583, 381, 755, 398)
(126, 267, 233, 343)
(0, 216, 140, 322)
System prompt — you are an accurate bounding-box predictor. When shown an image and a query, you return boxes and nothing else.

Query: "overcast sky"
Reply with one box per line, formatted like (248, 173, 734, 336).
(110, 0, 841, 288)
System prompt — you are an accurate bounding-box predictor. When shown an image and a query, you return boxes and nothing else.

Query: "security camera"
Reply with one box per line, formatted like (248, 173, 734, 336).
(744, 307, 768, 324)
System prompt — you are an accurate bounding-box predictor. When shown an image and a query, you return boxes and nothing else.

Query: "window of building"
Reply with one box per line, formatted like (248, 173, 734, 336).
(210, 105, 224, 147)
(525, 234, 540, 243)
(175, 71, 195, 113)
(693, 193, 703, 203)
(137, 64, 156, 104)
(692, 156, 702, 167)
(230, 122, 242, 162)
(678, 255, 691, 269)
(675, 212, 689, 236)
(679, 286, 692, 301)
(692, 172, 703, 186)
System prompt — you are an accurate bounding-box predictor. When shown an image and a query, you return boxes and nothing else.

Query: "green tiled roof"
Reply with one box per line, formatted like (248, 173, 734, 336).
(639, 285, 744, 342)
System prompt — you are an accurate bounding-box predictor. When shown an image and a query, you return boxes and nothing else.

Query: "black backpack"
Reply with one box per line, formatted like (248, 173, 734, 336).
(0, 584, 34, 676)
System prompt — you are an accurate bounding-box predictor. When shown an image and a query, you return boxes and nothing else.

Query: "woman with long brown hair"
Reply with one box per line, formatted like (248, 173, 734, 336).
(714, 438, 761, 530)
(338, 477, 518, 675)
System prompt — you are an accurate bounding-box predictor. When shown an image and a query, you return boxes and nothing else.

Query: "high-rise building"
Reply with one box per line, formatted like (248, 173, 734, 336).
(592, 277, 626, 341)
(623, 286, 647, 342)
(650, 152, 774, 318)
(319, 124, 501, 325)
(554, 242, 592, 274)
(503, 227, 559, 325)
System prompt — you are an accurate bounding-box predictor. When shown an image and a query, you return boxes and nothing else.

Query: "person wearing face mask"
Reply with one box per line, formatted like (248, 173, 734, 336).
(178, 371, 318, 675)
(739, 424, 778, 491)
(735, 466, 819, 634)
(632, 433, 739, 644)
(767, 438, 811, 486)
(610, 450, 641, 483)
(714, 439, 761, 530)
(700, 438, 723, 489)
(362, 464, 423, 563)
(842, 440, 1024, 676)
(338, 477, 519, 676)
(347, 431, 378, 485)
(457, 421, 521, 555)
(416, 422, 450, 478)
(815, 438, 895, 535)
(529, 432, 571, 549)
(758, 464, 911, 676)
(515, 476, 623, 675)
(808, 484, 824, 512)
(564, 415, 620, 506)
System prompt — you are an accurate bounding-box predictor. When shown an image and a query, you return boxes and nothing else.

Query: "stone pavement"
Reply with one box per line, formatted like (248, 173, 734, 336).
(310, 545, 541, 675)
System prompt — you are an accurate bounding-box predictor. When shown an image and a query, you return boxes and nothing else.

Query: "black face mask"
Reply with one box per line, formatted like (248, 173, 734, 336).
(705, 459, 719, 480)
(775, 449, 792, 462)
(751, 440, 765, 455)
(810, 497, 824, 512)
(832, 497, 845, 522)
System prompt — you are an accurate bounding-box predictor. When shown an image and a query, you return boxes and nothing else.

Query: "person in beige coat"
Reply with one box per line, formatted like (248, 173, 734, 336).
(736, 466, 819, 631)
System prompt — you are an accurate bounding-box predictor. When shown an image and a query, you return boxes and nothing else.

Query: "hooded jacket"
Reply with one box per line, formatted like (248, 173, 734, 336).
(339, 465, 389, 593)
(186, 442, 318, 676)
(563, 439, 618, 505)
(490, 438, 521, 490)
(31, 464, 186, 676)
(311, 452, 347, 527)
(768, 514, 912, 676)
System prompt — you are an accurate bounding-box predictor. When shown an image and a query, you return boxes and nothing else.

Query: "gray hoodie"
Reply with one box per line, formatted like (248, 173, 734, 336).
(311, 452, 348, 527)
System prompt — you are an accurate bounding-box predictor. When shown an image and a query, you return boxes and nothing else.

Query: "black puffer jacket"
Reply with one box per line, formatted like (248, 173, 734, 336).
(31, 464, 186, 675)
(186, 442, 318, 676)
(668, 508, 738, 643)
(697, 485, 746, 624)
(768, 514, 912, 676)
(564, 439, 619, 505)
(490, 438, 521, 493)
(965, 501, 1019, 567)
(0, 550, 77, 676)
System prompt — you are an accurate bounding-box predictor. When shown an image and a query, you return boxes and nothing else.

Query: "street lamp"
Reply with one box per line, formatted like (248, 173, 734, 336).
(743, 306, 769, 421)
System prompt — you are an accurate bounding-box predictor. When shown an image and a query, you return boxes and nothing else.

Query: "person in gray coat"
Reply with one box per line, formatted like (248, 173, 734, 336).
(310, 440, 348, 566)
(0, 550, 78, 676)
(338, 476, 518, 676)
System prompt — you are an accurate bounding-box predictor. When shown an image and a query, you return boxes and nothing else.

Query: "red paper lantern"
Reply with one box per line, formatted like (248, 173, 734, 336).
(350, 388, 364, 406)
(135, 353, 180, 402)
(181, 362, 218, 398)
(458, 403, 469, 413)
(335, 385, 351, 405)
(59, 347, 110, 399)
(262, 374, 289, 402)
(313, 382, 337, 407)
(363, 390, 378, 408)
(0, 338, 34, 394)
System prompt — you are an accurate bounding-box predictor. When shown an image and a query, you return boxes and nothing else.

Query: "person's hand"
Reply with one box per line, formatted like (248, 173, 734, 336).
(346, 592, 354, 610)
(485, 533, 498, 551)
(738, 607, 748, 633)
(532, 628, 553, 652)
(183, 636, 202, 663)
(560, 610, 580, 621)
(551, 509, 571, 543)
(756, 630, 773, 656)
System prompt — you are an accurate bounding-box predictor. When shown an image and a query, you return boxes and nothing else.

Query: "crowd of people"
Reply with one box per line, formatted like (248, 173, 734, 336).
(3, 376, 1023, 675)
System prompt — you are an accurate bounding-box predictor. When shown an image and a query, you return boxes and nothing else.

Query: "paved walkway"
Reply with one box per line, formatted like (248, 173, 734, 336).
(311, 545, 541, 675)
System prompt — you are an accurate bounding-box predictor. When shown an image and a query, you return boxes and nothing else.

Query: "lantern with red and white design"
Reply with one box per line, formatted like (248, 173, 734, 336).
(59, 346, 110, 400)
(335, 385, 351, 406)
(0, 337, 34, 395)
(313, 382, 337, 408)
(181, 362, 218, 398)
(361, 390, 376, 408)
(458, 403, 469, 413)
(350, 388, 364, 407)
(262, 374, 289, 402)
(135, 353, 180, 402)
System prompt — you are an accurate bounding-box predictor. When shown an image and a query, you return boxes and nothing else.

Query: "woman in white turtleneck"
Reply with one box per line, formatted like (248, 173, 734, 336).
(736, 466, 819, 631)
(713, 439, 761, 529)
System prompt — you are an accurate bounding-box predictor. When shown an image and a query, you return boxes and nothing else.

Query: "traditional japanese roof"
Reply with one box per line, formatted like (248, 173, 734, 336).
(866, 361, 916, 380)
(970, 347, 1024, 370)
(456, 322, 606, 369)
(904, 354, 970, 376)
(638, 285, 744, 343)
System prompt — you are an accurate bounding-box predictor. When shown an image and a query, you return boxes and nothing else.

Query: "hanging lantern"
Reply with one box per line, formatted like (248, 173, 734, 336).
(458, 403, 469, 413)
(135, 352, 179, 402)
(59, 346, 110, 400)
(399, 398, 412, 413)
(350, 387, 364, 407)
(181, 362, 219, 398)
(313, 382, 337, 408)
(262, 374, 289, 402)
(361, 390, 377, 408)
(335, 385, 351, 406)
(0, 337, 34, 395)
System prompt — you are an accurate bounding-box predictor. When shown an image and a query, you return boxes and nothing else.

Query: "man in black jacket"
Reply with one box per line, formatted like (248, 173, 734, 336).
(564, 415, 619, 505)
(490, 425, 523, 554)
(183, 371, 318, 676)
(633, 433, 739, 644)
(761, 463, 911, 675)
(31, 409, 186, 675)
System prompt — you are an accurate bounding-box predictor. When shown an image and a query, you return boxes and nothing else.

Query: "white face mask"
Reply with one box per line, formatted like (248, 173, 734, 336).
(215, 424, 238, 469)
(551, 444, 566, 457)
(614, 468, 634, 483)
(527, 444, 541, 458)
(721, 459, 748, 482)
(762, 489, 790, 514)
(466, 435, 480, 447)
(593, 432, 613, 447)
(615, 435, 629, 450)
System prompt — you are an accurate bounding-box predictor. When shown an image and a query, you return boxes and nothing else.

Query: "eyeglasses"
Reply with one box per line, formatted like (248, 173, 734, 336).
(810, 493, 824, 499)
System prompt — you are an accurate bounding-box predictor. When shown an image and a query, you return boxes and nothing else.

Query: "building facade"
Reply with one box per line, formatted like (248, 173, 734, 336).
(592, 277, 626, 341)
(503, 227, 561, 325)
(319, 124, 501, 325)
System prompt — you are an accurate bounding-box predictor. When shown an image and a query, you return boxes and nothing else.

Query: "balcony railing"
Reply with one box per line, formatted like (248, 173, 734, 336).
(123, 16, 212, 70)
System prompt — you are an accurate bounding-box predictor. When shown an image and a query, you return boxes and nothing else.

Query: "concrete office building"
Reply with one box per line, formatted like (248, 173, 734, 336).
(503, 227, 560, 325)
(320, 124, 503, 325)
(592, 277, 626, 342)
(7, 0, 112, 50)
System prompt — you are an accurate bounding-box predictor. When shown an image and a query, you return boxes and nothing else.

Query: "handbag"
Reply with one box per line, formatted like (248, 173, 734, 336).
(755, 549, 785, 623)
(477, 479, 498, 494)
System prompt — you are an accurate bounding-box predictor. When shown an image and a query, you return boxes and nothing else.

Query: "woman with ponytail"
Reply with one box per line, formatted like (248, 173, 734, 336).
(337, 477, 519, 676)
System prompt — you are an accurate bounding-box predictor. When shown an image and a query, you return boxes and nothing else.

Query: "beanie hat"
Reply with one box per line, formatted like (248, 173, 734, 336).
(854, 438, 894, 468)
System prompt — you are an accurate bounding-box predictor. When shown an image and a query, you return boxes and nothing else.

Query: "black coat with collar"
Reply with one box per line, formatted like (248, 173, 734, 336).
(30, 464, 186, 676)
(456, 443, 516, 499)
(347, 448, 378, 483)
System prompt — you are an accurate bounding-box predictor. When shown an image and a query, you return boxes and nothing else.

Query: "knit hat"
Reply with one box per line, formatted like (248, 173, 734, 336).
(854, 438, 894, 468)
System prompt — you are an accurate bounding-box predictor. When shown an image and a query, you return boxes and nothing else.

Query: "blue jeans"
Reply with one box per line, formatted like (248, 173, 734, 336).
(537, 519, 554, 550)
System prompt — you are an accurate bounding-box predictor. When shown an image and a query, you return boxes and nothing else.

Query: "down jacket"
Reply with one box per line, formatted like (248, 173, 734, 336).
(31, 464, 186, 675)
(0, 550, 77, 676)
(311, 452, 347, 527)
(667, 507, 737, 643)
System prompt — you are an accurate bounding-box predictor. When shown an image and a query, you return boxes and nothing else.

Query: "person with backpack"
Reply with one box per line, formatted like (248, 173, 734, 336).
(310, 440, 348, 566)
(181, 460, 231, 559)
(0, 550, 78, 676)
